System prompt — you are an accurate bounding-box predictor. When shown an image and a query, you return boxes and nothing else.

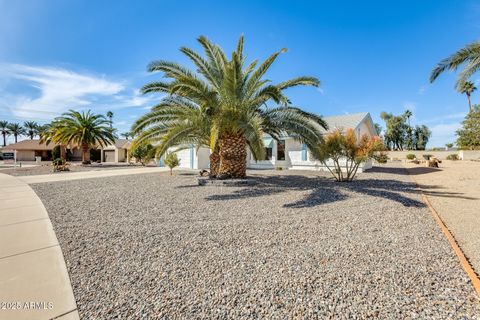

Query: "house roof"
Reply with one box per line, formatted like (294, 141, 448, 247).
(322, 112, 371, 133)
(5, 139, 54, 151)
(114, 139, 131, 149)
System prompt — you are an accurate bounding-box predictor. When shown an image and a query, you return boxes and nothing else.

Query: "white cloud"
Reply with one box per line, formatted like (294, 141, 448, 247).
(428, 122, 462, 147)
(0, 63, 161, 123)
(418, 85, 428, 95)
(0, 63, 125, 120)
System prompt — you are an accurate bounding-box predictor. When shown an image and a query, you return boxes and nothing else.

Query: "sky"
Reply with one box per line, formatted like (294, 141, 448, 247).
(1, 0, 479, 146)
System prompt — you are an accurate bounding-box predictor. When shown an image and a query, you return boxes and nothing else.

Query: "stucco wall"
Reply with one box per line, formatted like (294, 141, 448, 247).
(387, 150, 460, 160)
(458, 150, 480, 160)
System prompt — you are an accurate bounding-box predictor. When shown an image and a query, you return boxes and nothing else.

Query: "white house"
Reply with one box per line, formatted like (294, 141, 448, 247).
(101, 139, 131, 163)
(161, 112, 378, 172)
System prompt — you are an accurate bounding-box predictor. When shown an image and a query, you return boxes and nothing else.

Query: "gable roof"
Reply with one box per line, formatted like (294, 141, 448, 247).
(4, 139, 54, 151)
(322, 112, 370, 133)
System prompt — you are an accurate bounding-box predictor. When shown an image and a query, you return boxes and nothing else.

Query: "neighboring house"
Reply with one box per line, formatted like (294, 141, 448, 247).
(101, 139, 131, 163)
(1, 139, 83, 161)
(161, 112, 378, 172)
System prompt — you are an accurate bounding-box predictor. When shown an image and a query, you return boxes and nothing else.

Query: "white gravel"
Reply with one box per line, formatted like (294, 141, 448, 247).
(31, 164, 480, 319)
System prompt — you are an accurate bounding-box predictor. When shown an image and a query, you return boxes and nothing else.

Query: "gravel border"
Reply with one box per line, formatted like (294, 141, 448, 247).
(32, 165, 480, 318)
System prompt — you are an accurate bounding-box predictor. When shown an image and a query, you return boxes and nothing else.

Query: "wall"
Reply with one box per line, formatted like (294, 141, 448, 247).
(196, 147, 210, 169)
(387, 150, 466, 160)
(458, 150, 480, 160)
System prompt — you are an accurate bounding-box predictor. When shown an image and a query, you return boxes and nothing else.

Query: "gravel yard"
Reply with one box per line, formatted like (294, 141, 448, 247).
(1, 163, 149, 176)
(32, 164, 480, 318)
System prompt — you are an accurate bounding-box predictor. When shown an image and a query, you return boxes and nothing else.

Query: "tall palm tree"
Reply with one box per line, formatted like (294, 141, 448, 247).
(23, 121, 39, 140)
(458, 81, 477, 112)
(133, 35, 327, 178)
(0, 121, 9, 147)
(106, 111, 114, 130)
(47, 110, 115, 164)
(121, 132, 132, 140)
(430, 41, 480, 90)
(7, 123, 25, 143)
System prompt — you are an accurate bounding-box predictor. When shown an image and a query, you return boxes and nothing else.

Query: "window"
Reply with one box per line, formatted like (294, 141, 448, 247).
(264, 147, 273, 160)
(277, 140, 285, 161)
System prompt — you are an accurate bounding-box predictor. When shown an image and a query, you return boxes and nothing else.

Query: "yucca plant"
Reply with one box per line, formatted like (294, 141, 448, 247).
(133, 35, 327, 178)
(45, 110, 115, 164)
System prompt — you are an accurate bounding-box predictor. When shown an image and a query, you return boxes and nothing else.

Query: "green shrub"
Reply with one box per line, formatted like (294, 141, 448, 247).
(275, 166, 283, 170)
(52, 158, 65, 166)
(423, 154, 432, 160)
(446, 154, 459, 161)
(164, 152, 180, 175)
(406, 153, 416, 160)
(129, 143, 155, 165)
(374, 153, 389, 164)
(52, 145, 60, 159)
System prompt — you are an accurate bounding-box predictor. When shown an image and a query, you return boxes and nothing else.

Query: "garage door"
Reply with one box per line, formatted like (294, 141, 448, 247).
(104, 150, 115, 162)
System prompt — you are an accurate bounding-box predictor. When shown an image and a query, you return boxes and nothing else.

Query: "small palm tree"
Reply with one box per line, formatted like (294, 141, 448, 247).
(458, 81, 477, 112)
(430, 41, 480, 91)
(7, 123, 25, 143)
(48, 110, 115, 164)
(24, 121, 39, 139)
(0, 121, 9, 146)
(106, 111, 114, 130)
(133, 35, 327, 178)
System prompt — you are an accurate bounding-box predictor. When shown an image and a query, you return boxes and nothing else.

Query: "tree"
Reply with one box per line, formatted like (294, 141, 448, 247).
(380, 112, 407, 150)
(7, 123, 25, 143)
(164, 152, 180, 175)
(0, 121, 9, 147)
(121, 132, 132, 140)
(106, 111, 114, 130)
(315, 129, 385, 182)
(458, 81, 477, 112)
(374, 123, 382, 136)
(129, 143, 155, 165)
(413, 125, 431, 150)
(46, 110, 116, 164)
(430, 41, 480, 88)
(456, 111, 480, 150)
(23, 121, 39, 140)
(445, 143, 454, 149)
(132, 35, 327, 179)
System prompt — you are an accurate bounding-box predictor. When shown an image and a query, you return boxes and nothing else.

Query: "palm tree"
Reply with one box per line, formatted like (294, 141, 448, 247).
(430, 41, 480, 90)
(133, 35, 327, 178)
(0, 121, 9, 147)
(106, 111, 114, 130)
(7, 123, 25, 143)
(458, 81, 477, 112)
(121, 132, 132, 140)
(46, 110, 115, 164)
(23, 121, 39, 140)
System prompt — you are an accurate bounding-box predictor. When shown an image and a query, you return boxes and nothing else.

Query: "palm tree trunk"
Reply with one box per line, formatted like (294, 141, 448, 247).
(60, 145, 66, 159)
(14, 134, 18, 143)
(81, 143, 91, 164)
(468, 93, 472, 112)
(2, 134, 5, 147)
(209, 143, 220, 177)
(218, 134, 247, 179)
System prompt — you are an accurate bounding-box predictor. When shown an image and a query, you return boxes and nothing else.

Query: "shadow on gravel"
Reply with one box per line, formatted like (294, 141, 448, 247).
(371, 165, 440, 175)
(202, 175, 426, 208)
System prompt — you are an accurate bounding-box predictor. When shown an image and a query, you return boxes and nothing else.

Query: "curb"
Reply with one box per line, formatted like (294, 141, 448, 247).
(405, 167, 480, 297)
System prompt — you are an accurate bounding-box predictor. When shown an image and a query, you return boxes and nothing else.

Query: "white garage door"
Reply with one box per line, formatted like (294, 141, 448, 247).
(104, 150, 115, 162)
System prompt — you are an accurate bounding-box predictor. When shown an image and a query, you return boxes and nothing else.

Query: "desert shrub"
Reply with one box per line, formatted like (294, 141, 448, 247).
(52, 158, 65, 166)
(423, 154, 432, 160)
(52, 145, 60, 159)
(406, 153, 416, 160)
(446, 154, 459, 161)
(316, 129, 385, 182)
(164, 152, 180, 175)
(374, 153, 389, 164)
(275, 166, 283, 170)
(129, 143, 155, 166)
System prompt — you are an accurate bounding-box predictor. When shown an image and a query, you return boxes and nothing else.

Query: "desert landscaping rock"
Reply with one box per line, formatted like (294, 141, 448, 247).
(31, 164, 480, 318)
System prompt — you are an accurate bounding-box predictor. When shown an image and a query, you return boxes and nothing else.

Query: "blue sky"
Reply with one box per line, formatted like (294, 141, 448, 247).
(1, 0, 479, 146)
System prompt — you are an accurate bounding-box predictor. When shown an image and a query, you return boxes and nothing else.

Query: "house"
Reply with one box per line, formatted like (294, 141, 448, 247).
(162, 112, 378, 172)
(101, 139, 132, 163)
(1, 140, 82, 161)
(247, 112, 377, 172)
